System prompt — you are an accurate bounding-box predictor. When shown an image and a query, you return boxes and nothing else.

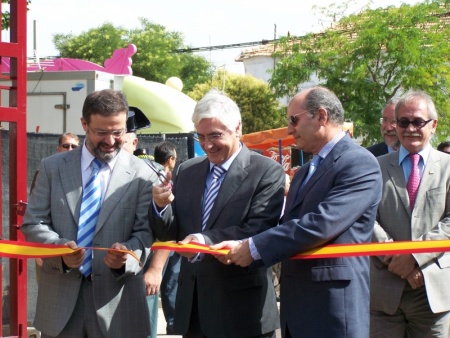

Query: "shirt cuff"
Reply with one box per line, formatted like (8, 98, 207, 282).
(248, 237, 261, 261)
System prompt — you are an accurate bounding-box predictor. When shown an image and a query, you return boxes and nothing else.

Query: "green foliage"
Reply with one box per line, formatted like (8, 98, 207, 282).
(188, 71, 285, 135)
(2, 0, 31, 30)
(53, 18, 213, 93)
(269, 0, 450, 146)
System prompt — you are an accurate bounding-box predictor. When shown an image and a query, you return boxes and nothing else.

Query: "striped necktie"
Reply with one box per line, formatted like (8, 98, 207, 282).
(77, 158, 103, 277)
(201, 165, 226, 231)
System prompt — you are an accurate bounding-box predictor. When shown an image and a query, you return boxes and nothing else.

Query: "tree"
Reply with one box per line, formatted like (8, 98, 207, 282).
(2, 0, 31, 30)
(188, 71, 285, 135)
(53, 18, 213, 92)
(269, 0, 450, 145)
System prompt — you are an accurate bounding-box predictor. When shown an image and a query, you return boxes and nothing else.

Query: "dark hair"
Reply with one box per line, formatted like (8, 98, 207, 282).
(154, 141, 177, 165)
(82, 89, 128, 124)
(437, 141, 450, 152)
(303, 87, 344, 125)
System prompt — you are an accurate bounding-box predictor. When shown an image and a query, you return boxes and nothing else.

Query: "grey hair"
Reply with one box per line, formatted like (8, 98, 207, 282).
(192, 88, 242, 138)
(302, 87, 344, 125)
(381, 97, 400, 115)
(395, 90, 438, 120)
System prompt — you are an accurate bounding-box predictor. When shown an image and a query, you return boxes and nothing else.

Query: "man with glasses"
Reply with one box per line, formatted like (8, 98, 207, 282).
(57, 132, 80, 152)
(367, 97, 400, 157)
(22, 89, 158, 338)
(214, 86, 382, 337)
(370, 90, 450, 337)
(150, 89, 284, 338)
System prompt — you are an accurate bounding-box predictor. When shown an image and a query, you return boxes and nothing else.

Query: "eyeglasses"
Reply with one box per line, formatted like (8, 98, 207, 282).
(60, 143, 78, 149)
(380, 117, 397, 125)
(197, 133, 223, 143)
(88, 126, 126, 138)
(396, 118, 433, 129)
(288, 111, 311, 126)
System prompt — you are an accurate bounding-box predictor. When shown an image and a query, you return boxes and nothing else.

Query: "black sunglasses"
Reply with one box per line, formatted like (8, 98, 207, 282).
(396, 118, 433, 129)
(288, 111, 311, 126)
(60, 143, 78, 149)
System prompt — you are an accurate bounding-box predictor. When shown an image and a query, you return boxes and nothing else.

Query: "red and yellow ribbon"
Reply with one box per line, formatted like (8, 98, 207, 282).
(0, 240, 142, 264)
(2, 239, 450, 261)
(151, 240, 450, 259)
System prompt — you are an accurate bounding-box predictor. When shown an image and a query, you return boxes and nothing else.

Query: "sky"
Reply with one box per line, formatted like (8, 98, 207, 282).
(24, 0, 419, 74)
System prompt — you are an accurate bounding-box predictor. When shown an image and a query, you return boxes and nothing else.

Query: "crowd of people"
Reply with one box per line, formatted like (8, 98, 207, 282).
(22, 86, 450, 338)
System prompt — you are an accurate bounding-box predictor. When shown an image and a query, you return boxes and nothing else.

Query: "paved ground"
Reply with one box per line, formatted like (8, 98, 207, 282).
(155, 302, 281, 338)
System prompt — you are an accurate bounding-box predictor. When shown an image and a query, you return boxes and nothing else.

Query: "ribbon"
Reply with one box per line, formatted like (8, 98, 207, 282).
(3, 239, 450, 262)
(151, 240, 450, 259)
(0, 239, 142, 265)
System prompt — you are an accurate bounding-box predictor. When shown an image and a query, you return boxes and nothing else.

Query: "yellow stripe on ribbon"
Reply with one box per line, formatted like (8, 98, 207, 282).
(151, 240, 450, 259)
(0, 240, 142, 265)
(4, 239, 450, 262)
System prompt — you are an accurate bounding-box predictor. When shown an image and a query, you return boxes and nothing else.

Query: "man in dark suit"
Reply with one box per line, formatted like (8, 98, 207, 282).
(150, 89, 285, 338)
(367, 97, 400, 156)
(215, 87, 382, 337)
(22, 90, 158, 338)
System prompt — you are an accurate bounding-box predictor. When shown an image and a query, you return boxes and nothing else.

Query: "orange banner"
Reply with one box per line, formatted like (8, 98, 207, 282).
(151, 240, 450, 259)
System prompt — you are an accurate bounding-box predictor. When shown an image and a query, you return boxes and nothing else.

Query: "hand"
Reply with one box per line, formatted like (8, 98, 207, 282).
(386, 254, 416, 279)
(177, 235, 201, 259)
(406, 268, 424, 289)
(62, 241, 84, 268)
(153, 171, 174, 208)
(143, 269, 163, 296)
(210, 240, 241, 264)
(104, 243, 128, 269)
(221, 240, 254, 267)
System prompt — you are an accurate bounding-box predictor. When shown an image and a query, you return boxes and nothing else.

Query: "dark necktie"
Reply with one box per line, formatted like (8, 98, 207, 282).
(77, 159, 102, 277)
(201, 165, 226, 231)
(406, 153, 420, 210)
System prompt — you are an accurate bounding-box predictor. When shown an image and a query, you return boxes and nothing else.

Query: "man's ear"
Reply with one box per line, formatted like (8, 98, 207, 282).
(316, 108, 328, 124)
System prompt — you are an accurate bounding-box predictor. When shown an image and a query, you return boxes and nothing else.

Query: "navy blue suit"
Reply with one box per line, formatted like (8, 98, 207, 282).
(252, 135, 382, 337)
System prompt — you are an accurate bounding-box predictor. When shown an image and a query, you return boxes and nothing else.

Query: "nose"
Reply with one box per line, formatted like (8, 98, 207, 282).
(287, 123, 295, 135)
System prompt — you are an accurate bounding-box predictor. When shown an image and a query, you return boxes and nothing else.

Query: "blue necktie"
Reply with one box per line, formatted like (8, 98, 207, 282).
(202, 165, 226, 231)
(77, 158, 103, 277)
(300, 155, 322, 191)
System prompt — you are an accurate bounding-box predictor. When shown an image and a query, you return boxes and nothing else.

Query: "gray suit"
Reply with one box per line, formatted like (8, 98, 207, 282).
(22, 147, 157, 337)
(371, 148, 450, 314)
(150, 145, 284, 338)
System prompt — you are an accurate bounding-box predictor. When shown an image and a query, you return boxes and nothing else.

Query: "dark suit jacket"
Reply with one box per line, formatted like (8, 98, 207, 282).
(252, 135, 382, 337)
(150, 145, 285, 338)
(367, 141, 389, 157)
(22, 147, 157, 338)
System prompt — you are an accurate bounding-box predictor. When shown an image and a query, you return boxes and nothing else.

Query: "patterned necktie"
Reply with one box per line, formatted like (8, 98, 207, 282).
(77, 158, 103, 277)
(201, 165, 226, 231)
(300, 155, 322, 192)
(407, 153, 421, 210)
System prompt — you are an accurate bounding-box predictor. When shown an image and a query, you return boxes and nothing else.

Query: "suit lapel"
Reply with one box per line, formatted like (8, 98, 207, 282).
(190, 160, 210, 231)
(203, 146, 250, 231)
(60, 149, 83, 224)
(414, 149, 439, 211)
(95, 151, 135, 233)
(385, 152, 410, 214)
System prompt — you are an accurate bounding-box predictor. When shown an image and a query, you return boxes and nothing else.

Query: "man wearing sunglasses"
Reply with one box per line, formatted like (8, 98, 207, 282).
(214, 86, 382, 337)
(367, 97, 400, 157)
(371, 90, 450, 337)
(57, 132, 80, 152)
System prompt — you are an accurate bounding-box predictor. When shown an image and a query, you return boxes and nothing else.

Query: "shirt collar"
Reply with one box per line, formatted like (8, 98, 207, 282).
(209, 142, 243, 172)
(398, 144, 431, 165)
